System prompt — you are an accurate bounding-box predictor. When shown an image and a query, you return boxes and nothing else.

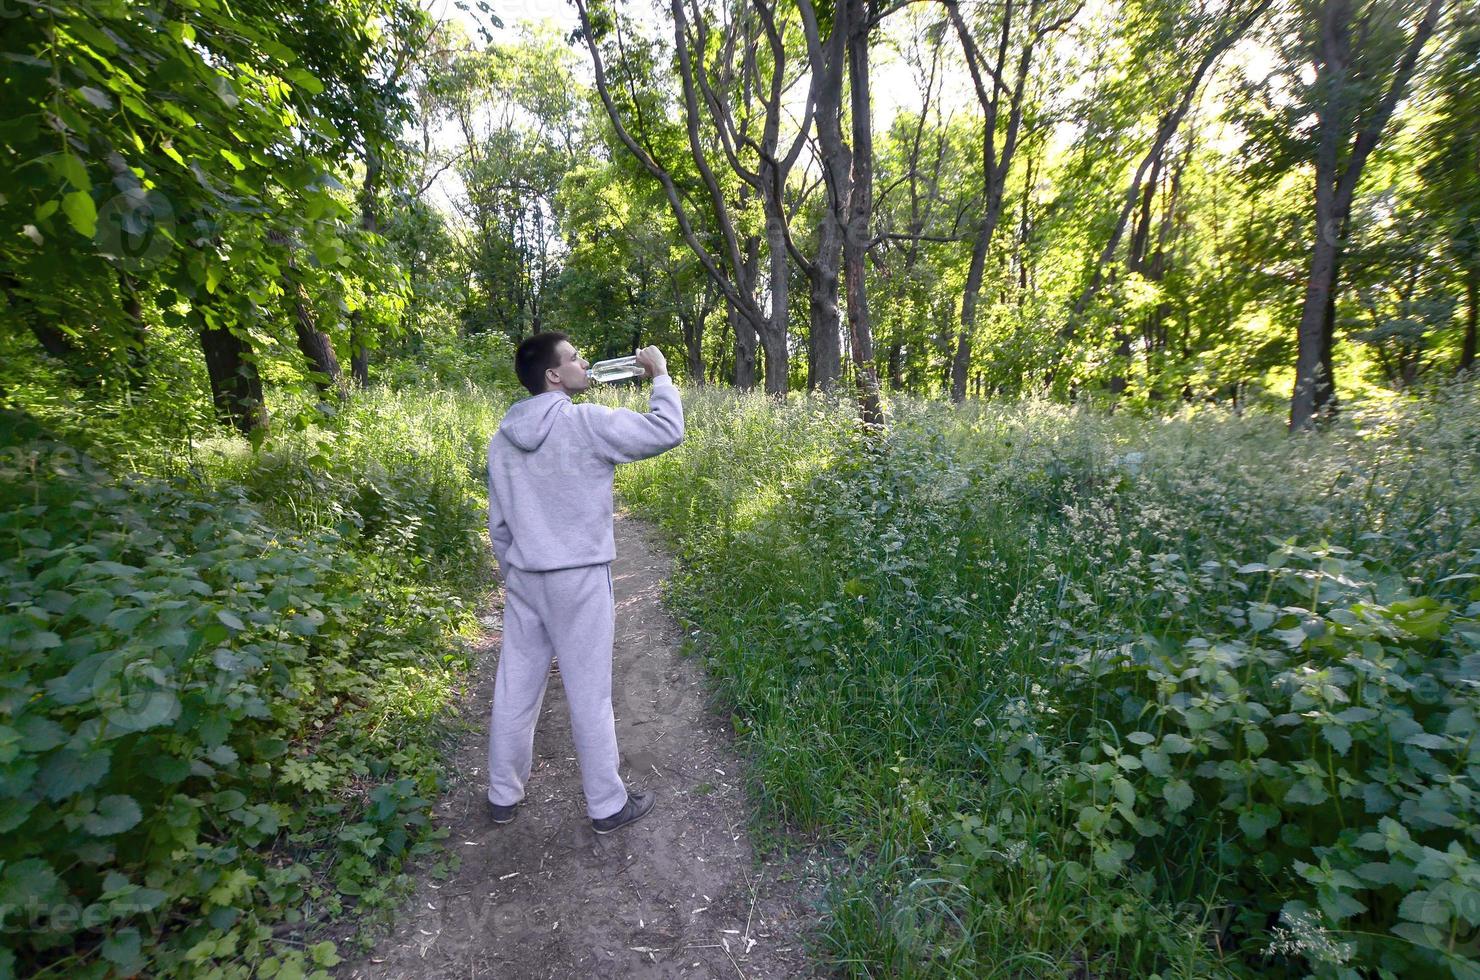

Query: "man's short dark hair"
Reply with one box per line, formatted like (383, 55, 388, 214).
(515, 331, 569, 396)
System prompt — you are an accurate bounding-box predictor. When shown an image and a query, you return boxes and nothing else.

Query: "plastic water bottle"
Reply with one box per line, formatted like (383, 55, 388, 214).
(586, 355, 647, 383)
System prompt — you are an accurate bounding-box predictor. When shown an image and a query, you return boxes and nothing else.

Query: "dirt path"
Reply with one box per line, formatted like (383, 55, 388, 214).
(341, 512, 824, 979)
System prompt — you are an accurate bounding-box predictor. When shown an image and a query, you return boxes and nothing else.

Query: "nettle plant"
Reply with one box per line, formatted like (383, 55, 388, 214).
(1053, 542, 1480, 977)
(0, 434, 460, 977)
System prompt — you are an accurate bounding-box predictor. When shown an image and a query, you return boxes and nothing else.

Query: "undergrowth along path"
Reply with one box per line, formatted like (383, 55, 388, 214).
(341, 512, 822, 979)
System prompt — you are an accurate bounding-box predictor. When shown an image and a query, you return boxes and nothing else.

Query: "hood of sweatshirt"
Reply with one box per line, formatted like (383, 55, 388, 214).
(497, 391, 570, 452)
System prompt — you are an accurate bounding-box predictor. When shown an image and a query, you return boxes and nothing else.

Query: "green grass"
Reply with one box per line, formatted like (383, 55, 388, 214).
(615, 382, 1480, 978)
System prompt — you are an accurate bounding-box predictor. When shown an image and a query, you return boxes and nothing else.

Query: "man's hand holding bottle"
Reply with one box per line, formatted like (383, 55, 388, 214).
(634, 346, 667, 380)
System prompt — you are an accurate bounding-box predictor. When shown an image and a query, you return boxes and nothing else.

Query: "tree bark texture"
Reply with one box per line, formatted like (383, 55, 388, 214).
(198, 319, 264, 435)
(1462, 270, 1477, 374)
(267, 230, 347, 397)
(350, 150, 381, 387)
(1291, 0, 1445, 430)
(843, 0, 883, 426)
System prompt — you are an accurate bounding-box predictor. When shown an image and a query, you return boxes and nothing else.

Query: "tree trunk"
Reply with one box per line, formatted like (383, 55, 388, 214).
(683, 313, 706, 386)
(943, 0, 1059, 404)
(1062, 0, 1271, 349)
(800, 0, 848, 394)
(1292, 202, 1341, 430)
(760, 173, 791, 396)
(843, 0, 883, 426)
(1290, 0, 1446, 430)
(117, 272, 148, 390)
(350, 150, 381, 388)
(807, 185, 846, 393)
(1459, 268, 1476, 374)
(198, 319, 264, 435)
(887, 342, 904, 390)
(950, 229, 990, 403)
(4, 274, 87, 382)
(290, 286, 347, 398)
(1109, 326, 1132, 397)
(268, 230, 347, 397)
(732, 238, 760, 389)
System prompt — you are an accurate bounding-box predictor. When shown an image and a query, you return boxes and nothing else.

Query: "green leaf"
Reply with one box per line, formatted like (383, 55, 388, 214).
(1139, 747, 1172, 777)
(83, 795, 142, 836)
(309, 941, 340, 967)
(212, 75, 240, 107)
(1163, 779, 1194, 813)
(1271, 626, 1307, 648)
(17, 716, 67, 753)
(1284, 779, 1329, 806)
(286, 69, 326, 95)
(78, 86, 113, 110)
(0, 797, 36, 834)
(1161, 733, 1195, 754)
(1317, 886, 1365, 923)
(101, 928, 143, 973)
(218, 610, 246, 631)
(1238, 806, 1278, 841)
(50, 153, 89, 192)
(37, 747, 110, 800)
(0, 858, 65, 908)
(1322, 724, 1353, 756)
(62, 191, 97, 238)
(1398, 889, 1449, 926)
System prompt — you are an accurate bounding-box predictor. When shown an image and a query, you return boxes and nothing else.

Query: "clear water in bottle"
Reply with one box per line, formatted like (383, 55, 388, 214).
(586, 355, 646, 383)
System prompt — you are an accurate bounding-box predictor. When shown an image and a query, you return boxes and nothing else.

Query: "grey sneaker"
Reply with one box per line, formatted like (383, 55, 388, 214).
(591, 791, 656, 834)
(489, 799, 522, 825)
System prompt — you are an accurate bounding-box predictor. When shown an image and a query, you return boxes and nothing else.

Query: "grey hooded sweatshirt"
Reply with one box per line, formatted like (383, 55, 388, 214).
(487, 376, 684, 573)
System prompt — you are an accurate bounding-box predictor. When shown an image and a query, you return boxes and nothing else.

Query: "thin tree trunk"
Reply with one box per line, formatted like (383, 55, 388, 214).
(805, 184, 846, 393)
(844, 0, 883, 426)
(1063, 0, 1271, 349)
(887, 342, 904, 390)
(350, 150, 381, 387)
(951, 227, 993, 402)
(116, 272, 148, 390)
(760, 167, 791, 395)
(683, 313, 706, 386)
(1291, 0, 1446, 430)
(268, 230, 347, 397)
(733, 238, 760, 389)
(198, 318, 264, 434)
(944, 0, 1066, 404)
(798, 0, 849, 393)
(1461, 269, 1477, 374)
(292, 292, 347, 398)
(5, 275, 79, 367)
(1293, 206, 1342, 429)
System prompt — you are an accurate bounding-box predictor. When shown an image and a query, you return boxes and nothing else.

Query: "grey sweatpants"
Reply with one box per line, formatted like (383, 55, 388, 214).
(487, 563, 628, 820)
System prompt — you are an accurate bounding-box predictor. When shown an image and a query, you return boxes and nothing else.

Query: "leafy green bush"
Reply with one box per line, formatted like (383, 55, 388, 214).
(0, 394, 496, 978)
(1032, 543, 1479, 975)
(616, 384, 1480, 977)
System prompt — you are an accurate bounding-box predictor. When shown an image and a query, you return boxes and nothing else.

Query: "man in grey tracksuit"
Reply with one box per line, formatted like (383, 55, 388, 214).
(485, 332, 683, 834)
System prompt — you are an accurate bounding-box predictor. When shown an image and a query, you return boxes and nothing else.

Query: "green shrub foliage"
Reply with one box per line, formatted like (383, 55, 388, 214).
(617, 383, 1480, 978)
(0, 392, 497, 978)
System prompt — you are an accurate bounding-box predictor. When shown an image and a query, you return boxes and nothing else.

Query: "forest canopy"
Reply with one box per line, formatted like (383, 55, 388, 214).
(3, 0, 1475, 433)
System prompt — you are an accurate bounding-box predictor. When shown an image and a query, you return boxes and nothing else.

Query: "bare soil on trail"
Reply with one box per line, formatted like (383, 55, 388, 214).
(340, 512, 827, 979)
